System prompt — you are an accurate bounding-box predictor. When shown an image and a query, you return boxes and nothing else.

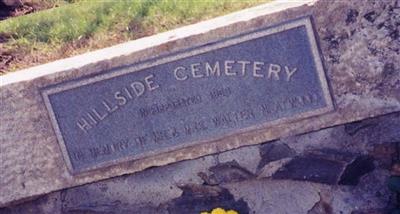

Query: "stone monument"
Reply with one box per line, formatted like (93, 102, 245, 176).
(0, 0, 399, 212)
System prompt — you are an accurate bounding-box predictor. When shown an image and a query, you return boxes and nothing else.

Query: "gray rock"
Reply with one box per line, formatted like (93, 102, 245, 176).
(338, 155, 375, 185)
(217, 145, 261, 174)
(257, 158, 292, 179)
(257, 142, 296, 171)
(62, 155, 218, 211)
(331, 169, 392, 213)
(223, 179, 327, 214)
(2, 112, 399, 213)
(207, 161, 254, 185)
(272, 152, 346, 184)
(165, 184, 249, 214)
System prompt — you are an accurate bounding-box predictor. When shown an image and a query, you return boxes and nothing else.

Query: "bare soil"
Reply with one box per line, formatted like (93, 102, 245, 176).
(1, 2, 31, 20)
(0, 0, 60, 73)
(0, 0, 58, 20)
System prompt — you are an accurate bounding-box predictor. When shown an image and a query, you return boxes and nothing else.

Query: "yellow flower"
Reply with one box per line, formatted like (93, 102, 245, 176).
(211, 208, 226, 214)
(201, 207, 239, 214)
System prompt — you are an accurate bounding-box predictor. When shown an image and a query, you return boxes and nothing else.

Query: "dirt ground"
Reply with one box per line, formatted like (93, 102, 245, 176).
(0, 0, 64, 73)
(0, 0, 60, 20)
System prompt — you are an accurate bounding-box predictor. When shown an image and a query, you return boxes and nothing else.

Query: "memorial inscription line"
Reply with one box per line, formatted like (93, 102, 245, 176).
(71, 90, 321, 163)
(76, 60, 298, 134)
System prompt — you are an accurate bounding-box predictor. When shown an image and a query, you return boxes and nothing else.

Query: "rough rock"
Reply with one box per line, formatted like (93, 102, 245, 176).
(207, 161, 255, 185)
(331, 169, 392, 213)
(257, 142, 296, 171)
(223, 180, 326, 214)
(62, 155, 218, 210)
(272, 152, 348, 184)
(257, 158, 292, 179)
(217, 146, 261, 174)
(307, 191, 333, 214)
(1, 112, 399, 213)
(338, 155, 375, 185)
(166, 184, 249, 214)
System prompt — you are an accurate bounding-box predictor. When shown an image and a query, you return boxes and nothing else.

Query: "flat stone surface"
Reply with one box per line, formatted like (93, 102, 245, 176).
(224, 180, 325, 213)
(0, 0, 399, 206)
(42, 17, 332, 173)
(217, 145, 261, 174)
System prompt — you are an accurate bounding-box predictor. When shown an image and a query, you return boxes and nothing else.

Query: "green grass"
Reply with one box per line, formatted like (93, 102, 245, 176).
(0, 0, 270, 73)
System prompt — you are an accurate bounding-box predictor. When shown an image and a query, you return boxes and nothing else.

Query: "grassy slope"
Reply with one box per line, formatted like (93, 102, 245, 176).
(0, 0, 270, 73)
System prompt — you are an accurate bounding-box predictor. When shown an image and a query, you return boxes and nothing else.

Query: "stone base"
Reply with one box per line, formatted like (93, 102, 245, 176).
(1, 112, 399, 213)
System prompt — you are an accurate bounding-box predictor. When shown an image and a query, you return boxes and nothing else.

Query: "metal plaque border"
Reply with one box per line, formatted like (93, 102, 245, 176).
(41, 16, 334, 174)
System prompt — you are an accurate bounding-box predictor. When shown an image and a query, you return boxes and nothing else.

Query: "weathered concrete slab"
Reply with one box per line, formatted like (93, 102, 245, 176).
(0, 0, 399, 206)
